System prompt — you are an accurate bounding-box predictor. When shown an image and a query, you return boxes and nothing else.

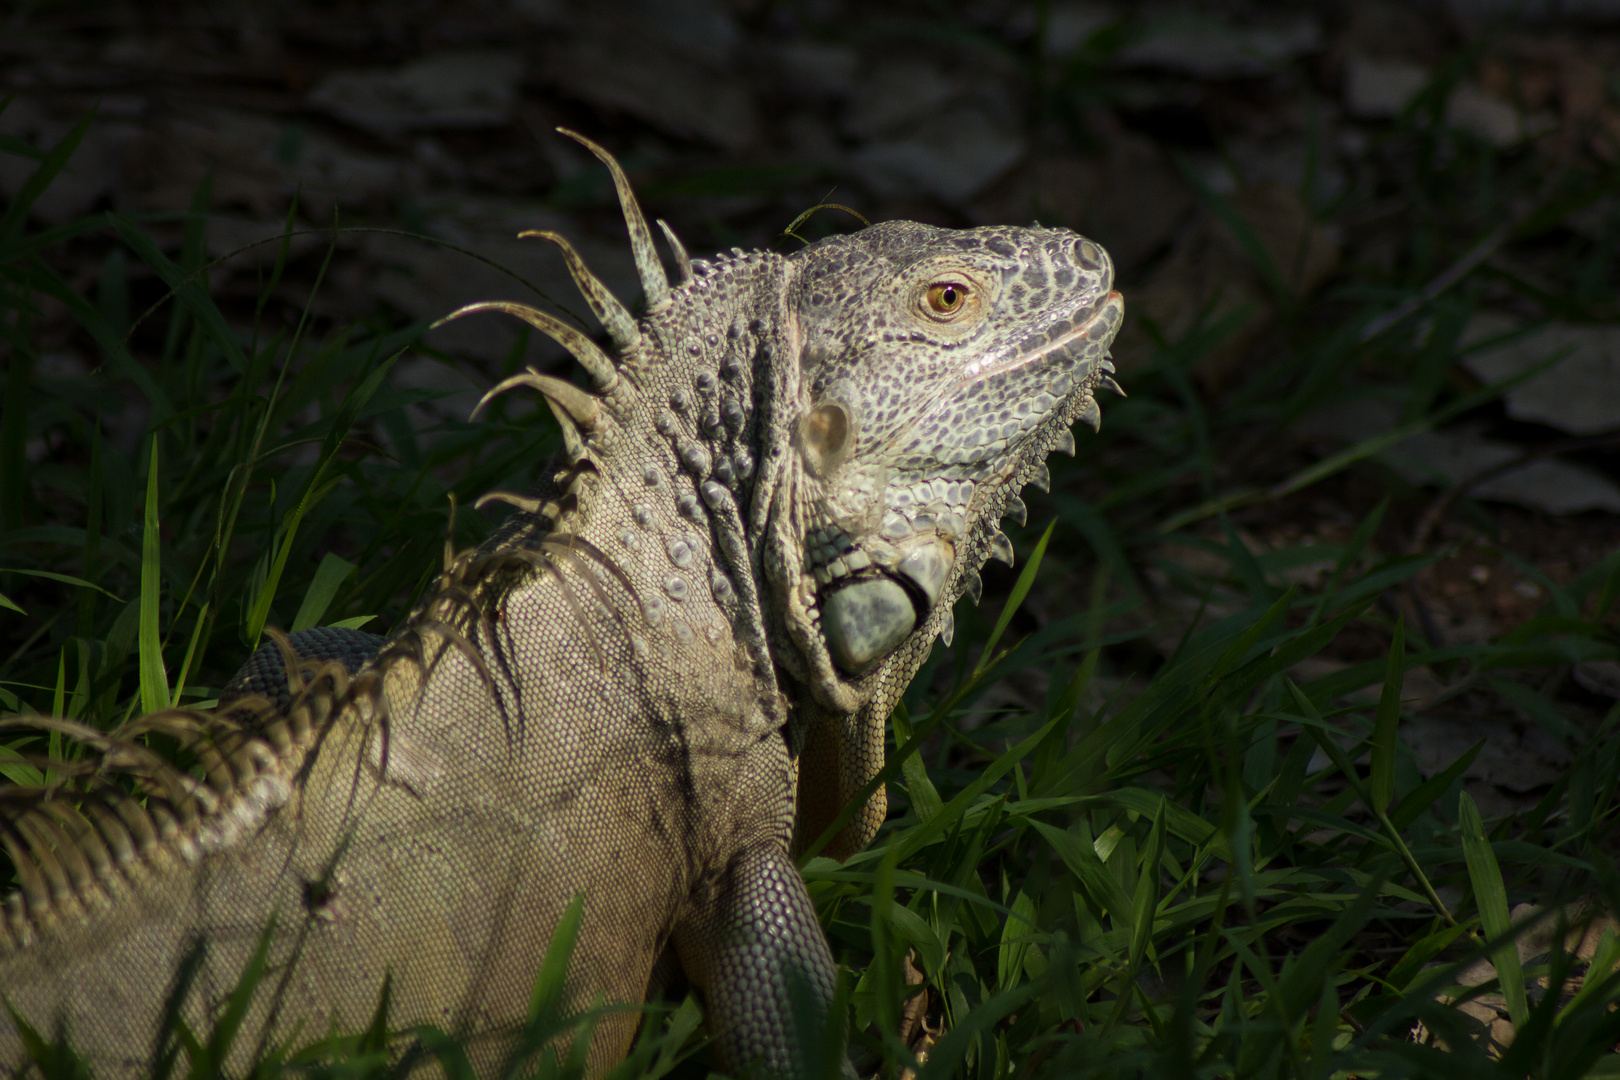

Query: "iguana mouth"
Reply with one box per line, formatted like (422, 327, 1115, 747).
(955, 287, 1125, 384)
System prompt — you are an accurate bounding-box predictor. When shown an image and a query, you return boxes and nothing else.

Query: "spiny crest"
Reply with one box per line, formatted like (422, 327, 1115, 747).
(0, 133, 684, 948)
(558, 127, 671, 313)
(449, 125, 678, 360)
(433, 129, 705, 515)
(377, 529, 640, 726)
(439, 301, 618, 391)
(470, 365, 602, 462)
(0, 638, 358, 949)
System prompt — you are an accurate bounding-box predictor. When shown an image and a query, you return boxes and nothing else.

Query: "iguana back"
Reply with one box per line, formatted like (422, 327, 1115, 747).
(0, 130, 1123, 1076)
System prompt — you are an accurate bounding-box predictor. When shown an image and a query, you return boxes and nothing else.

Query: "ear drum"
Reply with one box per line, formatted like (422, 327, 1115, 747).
(801, 401, 853, 477)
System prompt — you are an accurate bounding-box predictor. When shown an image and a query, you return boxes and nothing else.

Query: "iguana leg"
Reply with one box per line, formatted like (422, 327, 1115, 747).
(678, 844, 849, 1078)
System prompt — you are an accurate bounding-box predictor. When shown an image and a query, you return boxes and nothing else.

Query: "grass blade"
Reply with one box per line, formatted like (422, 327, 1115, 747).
(0, 568, 122, 602)
(997, 889, 1038, 993)
(108, 212, 251, 375)
(977, 519, 1055, 673)
(1458, 791, 1528, 1027)
(244, 354, 397, 648)
(1370, 618, 1405, 816)
(0, 107, 94, 250)
(0, 352, 26, 534)
(138, 440, 170, 714)
(528, 893, 585, 1025)
(204, 916, 277, 1069)
(290, 552, 357, 632)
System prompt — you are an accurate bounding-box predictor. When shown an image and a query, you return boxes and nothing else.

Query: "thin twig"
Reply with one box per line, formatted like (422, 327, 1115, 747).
(1358, 221, 1513, 344)
(1408, 431, 1620, 554)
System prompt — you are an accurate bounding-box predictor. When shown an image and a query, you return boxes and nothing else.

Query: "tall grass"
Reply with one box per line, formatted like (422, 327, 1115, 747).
(2, 75, 1619, 1079)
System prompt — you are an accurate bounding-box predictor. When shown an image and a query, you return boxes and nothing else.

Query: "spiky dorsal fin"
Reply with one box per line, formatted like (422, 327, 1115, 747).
(470, 366, 601, 463)
(0, 641, 363, 949)
(519, 229, 640, 350)
(436, 133, 696, 397)
(556, 127, 671, 313)
(435, 301, 619, 391)
(657, 219, 693, 285)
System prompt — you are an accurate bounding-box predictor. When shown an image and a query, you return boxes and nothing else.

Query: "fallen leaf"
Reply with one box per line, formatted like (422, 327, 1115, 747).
(1293, 398, 1620, 514)
(1040, 2, 1118, 56)
(1343, 54, 1557, 146)
(772, 41, 860, 103)
(123, 109, 406, 220)
(1461, 314, 1620, 435)
(539, 7, 759, 150)
(842, 59, 957, 141)
(1573, 659, 1620, 700)
(849, 107, 1024, 206)
(0, 98, 142, 224)
(1114, 11, 1322, 77)
(308, 52, 525, 136)
(971, 115, 1194, 274)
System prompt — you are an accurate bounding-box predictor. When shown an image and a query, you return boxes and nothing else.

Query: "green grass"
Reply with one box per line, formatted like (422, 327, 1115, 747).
(3, 60, 1620, 1080)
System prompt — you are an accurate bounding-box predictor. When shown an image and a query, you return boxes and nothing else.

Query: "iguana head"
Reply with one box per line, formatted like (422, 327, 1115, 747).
(765, 221, 1122, 711)
(443, 131, 1121, 722)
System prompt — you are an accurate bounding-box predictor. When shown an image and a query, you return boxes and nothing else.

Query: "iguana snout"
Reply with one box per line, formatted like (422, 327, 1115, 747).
(772, 221, 1124, 695)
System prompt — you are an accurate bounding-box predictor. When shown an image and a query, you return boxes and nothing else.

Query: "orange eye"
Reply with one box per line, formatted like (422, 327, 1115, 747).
(925, 282, 968, 315)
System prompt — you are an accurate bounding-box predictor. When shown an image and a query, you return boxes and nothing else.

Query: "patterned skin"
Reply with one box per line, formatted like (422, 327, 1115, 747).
(0, 135, 1120, 1077)
(771, 221, 1122, 862)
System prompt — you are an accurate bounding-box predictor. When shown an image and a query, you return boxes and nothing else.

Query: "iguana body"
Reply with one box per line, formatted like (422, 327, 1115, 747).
(0, 131, 1122, 1076)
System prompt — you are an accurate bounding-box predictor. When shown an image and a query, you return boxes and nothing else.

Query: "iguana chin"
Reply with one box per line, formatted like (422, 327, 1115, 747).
(0, 130, 1122, 1077)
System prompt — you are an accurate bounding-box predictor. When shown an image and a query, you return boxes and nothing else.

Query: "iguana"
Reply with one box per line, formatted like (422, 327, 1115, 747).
(0, 130, 1123, 1077)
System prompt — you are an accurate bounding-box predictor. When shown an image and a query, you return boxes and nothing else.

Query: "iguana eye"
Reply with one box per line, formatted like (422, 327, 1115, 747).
(924, 282, 969, 316)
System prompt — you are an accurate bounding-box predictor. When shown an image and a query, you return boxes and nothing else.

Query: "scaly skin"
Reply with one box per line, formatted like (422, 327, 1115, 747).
(0, 132, 1121, 1077)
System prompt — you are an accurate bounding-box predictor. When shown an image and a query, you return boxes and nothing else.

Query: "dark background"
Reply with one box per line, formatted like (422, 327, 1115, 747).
(4, 0, 1620, 816)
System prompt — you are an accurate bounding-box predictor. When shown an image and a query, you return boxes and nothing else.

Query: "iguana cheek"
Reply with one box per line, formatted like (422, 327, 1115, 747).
(822, 578, 916, 676)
